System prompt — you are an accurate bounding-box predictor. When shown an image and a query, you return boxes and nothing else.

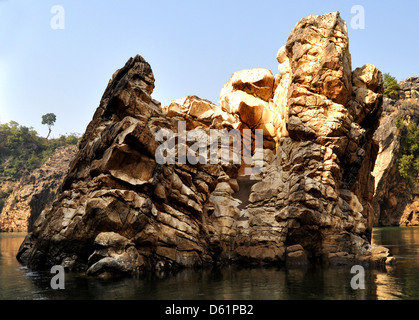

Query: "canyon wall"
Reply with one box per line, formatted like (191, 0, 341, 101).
(0, 146, 77, 232)
(373, 78, 419, 226)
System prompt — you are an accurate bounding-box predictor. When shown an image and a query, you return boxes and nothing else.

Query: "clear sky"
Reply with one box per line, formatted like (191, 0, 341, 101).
(0, 0, 418, 138)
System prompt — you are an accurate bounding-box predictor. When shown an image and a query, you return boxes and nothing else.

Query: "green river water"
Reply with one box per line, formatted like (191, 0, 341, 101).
(0, 227, 418, 300)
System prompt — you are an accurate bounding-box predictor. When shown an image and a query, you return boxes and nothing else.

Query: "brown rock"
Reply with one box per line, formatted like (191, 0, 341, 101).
(285, 12, 352, 106)
(220, 68, 274, 103)
(17, 12, 392, 276)
(0, 145, 77, 232)
(286, 244, 309, 266)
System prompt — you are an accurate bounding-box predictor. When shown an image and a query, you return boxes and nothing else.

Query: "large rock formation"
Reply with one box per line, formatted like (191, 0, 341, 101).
(0, 146, 78, 232)
(17, 12, 393, 276)
(373, 78, 419, 226)
(238, 13, 387, 266)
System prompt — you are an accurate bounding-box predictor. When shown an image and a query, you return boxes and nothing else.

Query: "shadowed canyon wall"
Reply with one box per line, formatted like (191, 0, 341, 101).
(373, 78, 419, 226)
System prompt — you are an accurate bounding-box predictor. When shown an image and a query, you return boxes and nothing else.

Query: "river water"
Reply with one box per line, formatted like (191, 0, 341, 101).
(0, 227, 419, 300)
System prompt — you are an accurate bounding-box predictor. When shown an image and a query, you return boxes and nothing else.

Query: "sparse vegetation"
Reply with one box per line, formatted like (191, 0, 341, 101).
(0, 120, 80, 180)
(383, 73, 401, 100)
(396, 117, 419, 184)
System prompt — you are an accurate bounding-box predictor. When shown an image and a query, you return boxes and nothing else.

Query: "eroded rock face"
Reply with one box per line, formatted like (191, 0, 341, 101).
(373, 79, 419, 226)
(399, 77, 419, 100)
(17, 12, 391, 276)
(242, 12, 386, 266)
(0, 146, 77, 232)
(219, 68, 277, 148)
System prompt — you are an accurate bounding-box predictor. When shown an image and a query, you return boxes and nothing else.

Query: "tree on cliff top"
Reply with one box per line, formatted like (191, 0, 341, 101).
(42, 113, 56, 140)
(0, 120, 79, 180)
(383, 73, 401, 100)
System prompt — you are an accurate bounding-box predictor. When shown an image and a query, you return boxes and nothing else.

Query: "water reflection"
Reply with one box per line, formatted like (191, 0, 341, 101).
(0, 233, 41, 299)
(1, 227, 419, 300)
(374, 270, 403, 300)
(372, 227, 419, 300)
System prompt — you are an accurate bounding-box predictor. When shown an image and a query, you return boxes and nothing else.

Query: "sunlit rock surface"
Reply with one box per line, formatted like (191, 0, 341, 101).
(0, 146, 77, 232)
(17, 12, 392, 276)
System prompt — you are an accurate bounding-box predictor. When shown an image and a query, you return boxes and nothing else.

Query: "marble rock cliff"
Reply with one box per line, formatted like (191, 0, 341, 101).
(0, 146, 77, 232)
(17, 12, 393, 276)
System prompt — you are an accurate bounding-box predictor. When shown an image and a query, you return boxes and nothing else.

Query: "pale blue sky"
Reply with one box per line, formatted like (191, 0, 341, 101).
(0, 0, 418, 138)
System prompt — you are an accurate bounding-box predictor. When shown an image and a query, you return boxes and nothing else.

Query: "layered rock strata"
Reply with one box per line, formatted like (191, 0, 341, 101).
(17, 12, 392, 276)
(399, 77, 419, 100)
(0, 146, 77, 232)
